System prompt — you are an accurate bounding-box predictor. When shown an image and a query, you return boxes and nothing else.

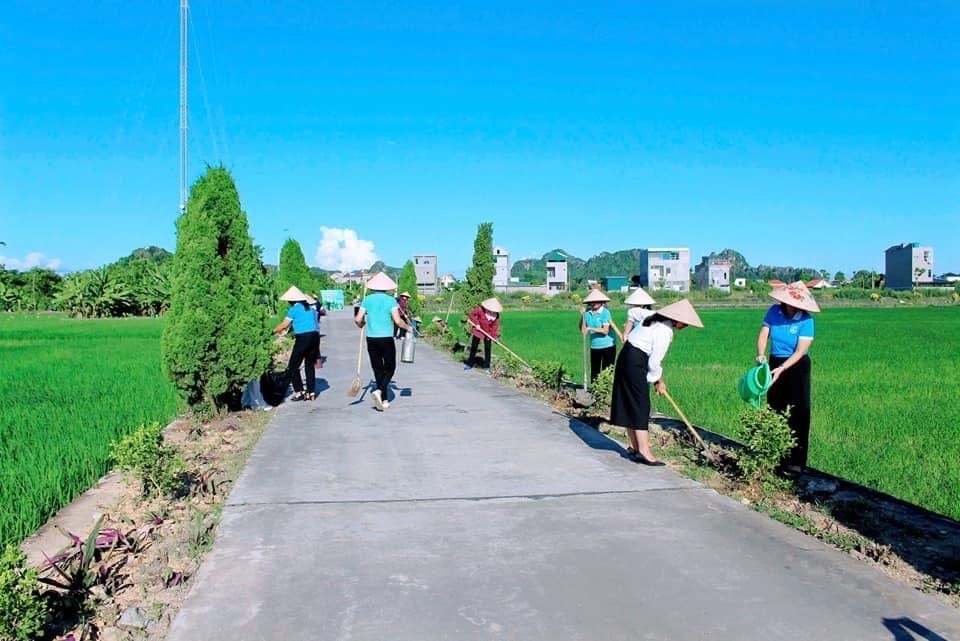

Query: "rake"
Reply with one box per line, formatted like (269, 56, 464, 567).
(347, 274, 367, 397)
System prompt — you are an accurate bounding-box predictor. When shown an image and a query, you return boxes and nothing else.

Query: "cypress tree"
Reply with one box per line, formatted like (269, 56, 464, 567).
(277, 238, 319, 295)
(463, 222, 495, 312)
(397, 260, 421, 319)
(161, 167, 273, 414)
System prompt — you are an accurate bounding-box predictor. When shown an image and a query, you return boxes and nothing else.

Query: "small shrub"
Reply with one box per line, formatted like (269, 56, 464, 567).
(531, 360, 565, 392)
(736, 407, 796, 483)
(494, 353, 525, 379)
(111, 423, 186, 498)
(0, 545, 47, 641)
(590, 365, 615, 412)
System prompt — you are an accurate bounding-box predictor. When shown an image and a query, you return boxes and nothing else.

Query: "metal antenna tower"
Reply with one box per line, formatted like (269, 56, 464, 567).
(179, 0, 189, 213)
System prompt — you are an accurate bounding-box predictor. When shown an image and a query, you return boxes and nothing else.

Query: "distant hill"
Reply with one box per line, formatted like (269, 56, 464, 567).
(511, 248, 642, 285)
(116, 246, 173, 266)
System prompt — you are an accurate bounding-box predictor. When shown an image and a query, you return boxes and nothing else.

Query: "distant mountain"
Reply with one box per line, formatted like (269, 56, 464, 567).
(115, 246, 173, 266)
(511, 248, 642, 285)
(367, 260, 403, 275)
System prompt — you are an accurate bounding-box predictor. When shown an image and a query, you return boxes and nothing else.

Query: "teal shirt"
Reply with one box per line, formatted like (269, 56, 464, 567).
(584, 307, 615, 349)
(361, 292, 398, 338)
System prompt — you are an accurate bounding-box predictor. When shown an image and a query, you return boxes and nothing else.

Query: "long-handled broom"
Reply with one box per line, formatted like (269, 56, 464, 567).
(347, 276, 367, 397)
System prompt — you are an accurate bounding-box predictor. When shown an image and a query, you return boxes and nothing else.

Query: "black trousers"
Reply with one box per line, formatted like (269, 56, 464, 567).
(287, 332, 320, 394)
(768, 354, 812, 467)
(609, 344, 651, 430)
(590, 346, 616, 382)
(468, 336, 492, 368)
(366, 336, 397, 399)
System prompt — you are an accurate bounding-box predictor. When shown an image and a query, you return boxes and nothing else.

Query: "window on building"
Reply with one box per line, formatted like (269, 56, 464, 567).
(661, 251, 679, 260)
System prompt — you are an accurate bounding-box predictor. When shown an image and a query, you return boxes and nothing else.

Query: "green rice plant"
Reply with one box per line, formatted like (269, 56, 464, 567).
(0, 314, 180, 548)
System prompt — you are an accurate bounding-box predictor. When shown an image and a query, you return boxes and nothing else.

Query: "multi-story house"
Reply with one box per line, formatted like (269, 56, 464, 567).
(493, 247, 510, 288)
(885, 242, 934, 290)
(545, 251, 568, 292)
(413, 254, 438, 295)
(640, 247, 690, 292)
(694, 256, 731, 292)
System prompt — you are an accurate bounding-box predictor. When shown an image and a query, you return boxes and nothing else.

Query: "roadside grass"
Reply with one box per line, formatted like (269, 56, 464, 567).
(482, 306, 960, 520)
(0, 314, 180, 548)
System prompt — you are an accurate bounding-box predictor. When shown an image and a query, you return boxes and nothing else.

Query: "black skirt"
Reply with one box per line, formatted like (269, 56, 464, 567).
(609, 343, 651, 430)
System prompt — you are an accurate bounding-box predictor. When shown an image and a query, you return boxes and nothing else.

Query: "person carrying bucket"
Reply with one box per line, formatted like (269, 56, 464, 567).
(755, 280, 821, 473)
(580, 289, 616, 383)
(610, 299, 704, 466)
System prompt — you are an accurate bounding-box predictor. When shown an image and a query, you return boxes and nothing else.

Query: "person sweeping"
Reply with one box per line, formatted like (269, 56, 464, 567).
(464, 298, 502, 371)
(610, 298, 704, 466)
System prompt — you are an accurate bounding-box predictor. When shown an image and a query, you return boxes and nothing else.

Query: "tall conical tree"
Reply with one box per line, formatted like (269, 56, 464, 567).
(277, 239, 317, 295)
(397, 259, 421, 318)
(161, 167, 273, 414)
(463, 222, 495, 312)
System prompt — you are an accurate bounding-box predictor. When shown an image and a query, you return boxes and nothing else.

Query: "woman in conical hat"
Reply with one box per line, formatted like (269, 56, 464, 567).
(273, 286, 321, 401)
(610, 298, 703, 465)
(580, 289, 616, 383)
(621, 286, 657, 341)
(355, 272, 413, 411)
(465, 297, 502, 370)
(756, 280, 820, 473)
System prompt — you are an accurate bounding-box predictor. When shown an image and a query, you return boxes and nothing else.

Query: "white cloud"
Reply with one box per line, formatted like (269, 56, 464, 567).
(314, 227, 378, 272)
(0, 252, 63, 271)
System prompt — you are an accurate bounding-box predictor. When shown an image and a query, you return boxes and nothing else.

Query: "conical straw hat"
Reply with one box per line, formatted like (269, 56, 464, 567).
(582, 289, 610, 303)
(279, 286, 309, 302)
(769, 280, 820, 313)
(624, 287, 655, 306)
(480, 297, 503, 313)
(399, 291, 411, 298)
(656, 299, 704, 328)
(366, 272, 397, 291)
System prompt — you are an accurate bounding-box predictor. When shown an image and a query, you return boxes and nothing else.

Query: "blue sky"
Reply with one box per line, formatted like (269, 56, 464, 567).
(2, 1, 958, 278)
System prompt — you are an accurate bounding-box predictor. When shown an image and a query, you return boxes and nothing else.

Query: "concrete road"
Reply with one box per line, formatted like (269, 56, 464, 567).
(166, 309, 960, 641)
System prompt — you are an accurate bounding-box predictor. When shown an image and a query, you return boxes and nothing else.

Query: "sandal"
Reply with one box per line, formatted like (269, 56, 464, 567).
(290, 392, 305, 402)
(305, 392, 316, 401)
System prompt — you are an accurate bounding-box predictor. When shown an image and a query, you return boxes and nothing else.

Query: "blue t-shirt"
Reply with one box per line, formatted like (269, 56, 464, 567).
(584, 307, 615, 349)
(361, 292, 398, 338)
(286, 302, 319, 334)
(763, 304, 814, 357)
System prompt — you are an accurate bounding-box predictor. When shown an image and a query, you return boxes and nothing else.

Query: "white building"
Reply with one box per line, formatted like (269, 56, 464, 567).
(694, 256, 731, 292)
(413, 254, 438, 295)
(640, 248, 691, 292)
(493, 246, 510, 288)
(545, 251, 569, 292)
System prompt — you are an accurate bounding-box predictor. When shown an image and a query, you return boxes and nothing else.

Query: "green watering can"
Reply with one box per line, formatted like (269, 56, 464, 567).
(737, 361, 773, 408)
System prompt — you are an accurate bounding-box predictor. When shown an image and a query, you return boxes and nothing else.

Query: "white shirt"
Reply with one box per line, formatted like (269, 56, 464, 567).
(627, 307, 654, 325)
(626, 320, 674, 383)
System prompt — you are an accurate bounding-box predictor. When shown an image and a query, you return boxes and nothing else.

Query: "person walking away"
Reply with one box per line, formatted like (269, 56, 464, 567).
(610, 299, 704, 465)
(755, 280, 820, 474)
(465, 298, 502, 370)
(273, 286, 320, 401)
(580, 289, 616, 383)
(395, 291, 412, 339)
(355, 272, 414, 411)
(621, 287, 657, 338)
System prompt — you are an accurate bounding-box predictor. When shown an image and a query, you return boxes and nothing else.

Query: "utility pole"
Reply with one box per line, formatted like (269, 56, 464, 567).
(179, 0, 189, 214)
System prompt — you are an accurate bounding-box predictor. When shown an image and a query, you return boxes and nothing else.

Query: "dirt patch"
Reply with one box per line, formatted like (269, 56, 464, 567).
(20, 409, 272, 641)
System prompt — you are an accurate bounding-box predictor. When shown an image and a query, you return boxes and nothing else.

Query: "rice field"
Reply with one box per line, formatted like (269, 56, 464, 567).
(0, 314, 180, 548)
(496, 306, 960, 521)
